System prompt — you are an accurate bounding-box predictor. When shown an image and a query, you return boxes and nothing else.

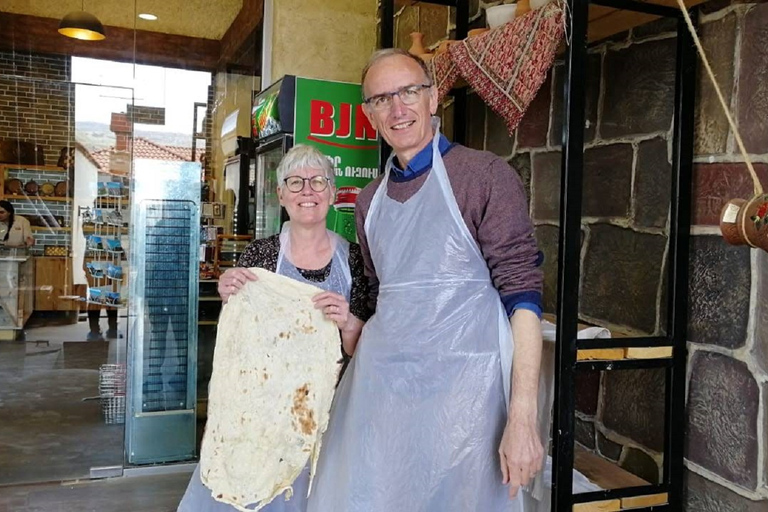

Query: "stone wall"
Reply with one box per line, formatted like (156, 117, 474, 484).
(395, 0, 768, 508)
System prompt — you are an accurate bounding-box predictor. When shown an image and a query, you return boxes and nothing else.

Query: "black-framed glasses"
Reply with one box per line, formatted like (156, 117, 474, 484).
(364, 83, 432, 111)
(283, 175, 330, 193)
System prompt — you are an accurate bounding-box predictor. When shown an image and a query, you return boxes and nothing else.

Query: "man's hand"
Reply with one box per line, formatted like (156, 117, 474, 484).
(498, 410, 543, 499)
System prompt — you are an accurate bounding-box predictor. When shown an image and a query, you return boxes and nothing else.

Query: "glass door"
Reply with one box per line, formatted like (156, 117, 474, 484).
(254, 135, 291, 239)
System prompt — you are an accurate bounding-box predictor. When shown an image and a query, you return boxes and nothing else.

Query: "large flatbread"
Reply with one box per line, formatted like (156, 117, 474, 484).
(200, 268, 341, 511)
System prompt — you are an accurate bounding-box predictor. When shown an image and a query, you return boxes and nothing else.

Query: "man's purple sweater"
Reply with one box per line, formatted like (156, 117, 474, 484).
(354, 143, 543, 316)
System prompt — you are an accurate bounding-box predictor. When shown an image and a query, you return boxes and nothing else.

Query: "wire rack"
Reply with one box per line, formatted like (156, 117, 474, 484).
(141, 201, 194, 413)
(99, 363, 126, 425)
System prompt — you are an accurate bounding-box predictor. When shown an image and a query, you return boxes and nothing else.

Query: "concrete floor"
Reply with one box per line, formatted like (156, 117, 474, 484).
(0, 472, 191, 512)
(0, 313, 128, 486)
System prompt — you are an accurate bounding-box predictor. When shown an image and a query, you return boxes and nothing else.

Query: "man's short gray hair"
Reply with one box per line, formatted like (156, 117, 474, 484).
(361, 48, 432, 98)
(276, 144, 336, 189)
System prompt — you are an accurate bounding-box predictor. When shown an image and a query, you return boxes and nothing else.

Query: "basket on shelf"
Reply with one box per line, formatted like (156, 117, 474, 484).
(99, 363, 126, 425)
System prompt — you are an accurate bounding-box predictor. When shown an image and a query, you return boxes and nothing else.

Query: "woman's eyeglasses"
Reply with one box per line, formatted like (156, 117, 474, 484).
(364, 83, 432, 111)
(283, 175, 330, 193)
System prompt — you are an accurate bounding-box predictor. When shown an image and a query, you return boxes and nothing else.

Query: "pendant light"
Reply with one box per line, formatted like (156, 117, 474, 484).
(58, 0, 106, 41)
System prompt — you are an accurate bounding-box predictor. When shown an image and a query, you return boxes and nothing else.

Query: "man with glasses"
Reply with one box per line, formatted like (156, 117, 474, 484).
(307, 49, 544, 512)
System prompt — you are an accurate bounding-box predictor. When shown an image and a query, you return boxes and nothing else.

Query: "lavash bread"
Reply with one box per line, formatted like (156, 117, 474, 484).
(200, 268, 342, 511)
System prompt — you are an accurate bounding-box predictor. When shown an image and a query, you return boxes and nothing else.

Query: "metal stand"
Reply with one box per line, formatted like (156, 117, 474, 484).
(554, 0, 696, 510)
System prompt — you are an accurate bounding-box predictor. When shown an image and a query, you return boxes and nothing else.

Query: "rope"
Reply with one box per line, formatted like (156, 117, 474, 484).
(675, 0, 763, 195)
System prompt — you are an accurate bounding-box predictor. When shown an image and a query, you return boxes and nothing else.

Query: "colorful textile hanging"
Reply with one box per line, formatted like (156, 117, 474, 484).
(429, 2, 565, 135)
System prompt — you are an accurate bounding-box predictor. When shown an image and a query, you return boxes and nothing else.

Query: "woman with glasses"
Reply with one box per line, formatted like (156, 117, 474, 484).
(178, 144, 371, 512)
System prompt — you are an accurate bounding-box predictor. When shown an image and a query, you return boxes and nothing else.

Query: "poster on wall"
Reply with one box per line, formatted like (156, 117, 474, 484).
(293, 78, 380, 242)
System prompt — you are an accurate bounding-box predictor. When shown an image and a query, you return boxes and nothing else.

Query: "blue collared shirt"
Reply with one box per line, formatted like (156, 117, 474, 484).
(389, 134, 542, 319)
(390, 134, 454, 181)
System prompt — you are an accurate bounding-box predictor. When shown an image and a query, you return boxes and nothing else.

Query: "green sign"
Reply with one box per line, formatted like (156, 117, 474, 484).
(294, 77, 380, 243)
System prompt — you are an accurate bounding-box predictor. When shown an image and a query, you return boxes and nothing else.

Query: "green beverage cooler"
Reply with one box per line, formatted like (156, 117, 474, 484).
(252, 75, 380, 243)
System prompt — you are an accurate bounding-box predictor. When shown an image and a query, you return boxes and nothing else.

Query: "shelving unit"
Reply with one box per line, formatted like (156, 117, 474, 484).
(0, 164, 73, 238)
(80, 179, 129, 307)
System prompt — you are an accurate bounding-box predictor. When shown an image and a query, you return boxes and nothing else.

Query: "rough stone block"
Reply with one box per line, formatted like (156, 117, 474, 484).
(685, 470, 768, 512)
(597, 432, 623, 462)
(583, 144, 633, 218)
(739, 4, 768, 154)
(487, 106, 515, 157)
(754, 251, 768, 374)
(601, 38, 676, 138)
(602, 368, 665, 452)
(534, 224, 585, 314)
(634, 137, 671, 229)
(510, 152, 532, 204)
(534, 225, 559, 314)
(532, 151, 562, 222)
(551, 54, 601, 146)
(419, 3, 449, 48)
(692, 163, 768, 226)
(395, 6, 420, 51)
(518, 71, 552, 149)
(632, 18, 677, 40)
(621, 447, 660, 484)
(470, 0, 480, 17)
(695, 14, 737, 155)
(581, 225, 667, 333)
(441, 100, 454, 142)
(466, 92, 486, 151)
(576, 370, 601, 417)
(688, 236, 750, 349)
(687, 351, 759, 489)
(576, 417, 596, 449)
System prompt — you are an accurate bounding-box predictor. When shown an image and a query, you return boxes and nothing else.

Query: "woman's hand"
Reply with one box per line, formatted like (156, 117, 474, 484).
(312, 291, 365, 356)
(218, 268, 258, 304)
(312, 291, 352, 331)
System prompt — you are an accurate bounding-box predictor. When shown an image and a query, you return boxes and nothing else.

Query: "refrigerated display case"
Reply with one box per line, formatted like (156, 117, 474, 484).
(253, 134, 291, 239)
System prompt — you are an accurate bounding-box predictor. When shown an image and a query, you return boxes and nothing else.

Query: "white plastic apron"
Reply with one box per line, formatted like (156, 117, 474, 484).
(307, 120, 518, 512)
(276, 222, 352, 302)
(178, 225, 352, 512)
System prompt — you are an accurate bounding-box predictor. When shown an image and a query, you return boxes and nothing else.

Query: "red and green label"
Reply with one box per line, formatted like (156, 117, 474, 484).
(294, 77, 380, 242)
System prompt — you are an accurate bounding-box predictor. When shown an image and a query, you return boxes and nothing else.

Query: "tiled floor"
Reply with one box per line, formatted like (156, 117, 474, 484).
(0, 472, 191, 512)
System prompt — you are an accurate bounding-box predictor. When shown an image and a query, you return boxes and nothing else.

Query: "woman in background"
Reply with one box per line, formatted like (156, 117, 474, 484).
(0, 200, 34, 248)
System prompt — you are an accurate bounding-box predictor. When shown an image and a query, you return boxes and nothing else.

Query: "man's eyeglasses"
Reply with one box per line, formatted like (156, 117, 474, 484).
(283, 175, 331, 193)
(364, 83, 432, 111)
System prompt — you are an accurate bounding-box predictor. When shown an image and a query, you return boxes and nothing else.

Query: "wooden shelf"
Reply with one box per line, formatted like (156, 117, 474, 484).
(95, 197, 130, 206)
(31, 226, 70, 232)
(81, 225, 129, 235)
(0, 164, 68, 173)
(586, 0, 708, 43)
(3, 194, 72, 202)
(574, 445, 649, 490)
(571, 445, 668, 512)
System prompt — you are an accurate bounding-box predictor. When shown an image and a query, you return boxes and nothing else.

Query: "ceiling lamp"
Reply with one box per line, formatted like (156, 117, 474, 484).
(58, 2, 106, 41)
